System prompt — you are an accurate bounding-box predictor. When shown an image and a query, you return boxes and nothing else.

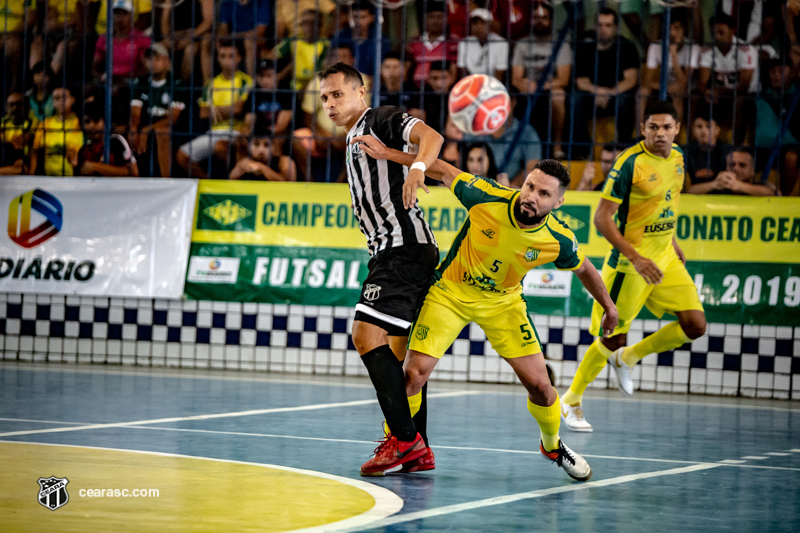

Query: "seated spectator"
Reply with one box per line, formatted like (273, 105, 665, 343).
(130, 43, 187, 177)
(176, 39, 253, 179)
(576, 143, 622, 191)
(464, 141, 505, 184)
(698, 13, 757, 144)
(405, 1, 458, 89)
(29, 85, 83, 176)
(417, 60, 455, 134)
(26, 62, 55, 122)
(292, 45, 370, 182)
(243, 59, 293, 143)
(511, 1, 571, 158)
(378, 52, 420, 113)
(573, 8, 640, 154)
(30, 0, 85, 79)
(457, 8, 509, 81)
(639, 10, 699, 127)
(275, 0, 336, 39)
(463, 99, 541, 187)
(79, 101, 138, 177)
(331, 2, 390, 81)
(688, 146, 776, 195)
(0, 92, 35, 175)
(715, 0, 780, 45)
(274, 8, 328, 91)
(93, 0, 151, 82)
(0, 0, 36, 91)
(230, 120, 296, 181)
(218, 0, 273, 77)
(754, 58, 799, 196)
(684, 113, 731, 190)
(158, 0, 215, 82)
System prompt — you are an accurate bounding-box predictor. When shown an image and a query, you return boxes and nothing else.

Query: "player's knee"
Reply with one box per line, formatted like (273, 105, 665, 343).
(404, 363, 428, 391)
(601, 334, 626, 351)
(682, 316, 707, 340)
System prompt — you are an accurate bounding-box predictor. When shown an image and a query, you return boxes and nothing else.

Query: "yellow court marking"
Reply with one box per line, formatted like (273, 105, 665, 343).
(0, 442, 403, 532)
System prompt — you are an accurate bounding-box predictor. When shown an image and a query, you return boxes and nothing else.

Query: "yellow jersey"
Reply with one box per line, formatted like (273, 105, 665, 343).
(601, 141, 685, 272)
(33, 114, 83, 176)
(275, 38, 328, 91)
(435, 172, 585, 301)
(199, 71, 253, 132)
(0, 0, 32, 32)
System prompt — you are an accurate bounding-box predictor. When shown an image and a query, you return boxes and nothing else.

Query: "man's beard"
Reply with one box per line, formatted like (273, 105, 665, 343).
(533, 25, 551, 37)
(514, 202, 546, 226)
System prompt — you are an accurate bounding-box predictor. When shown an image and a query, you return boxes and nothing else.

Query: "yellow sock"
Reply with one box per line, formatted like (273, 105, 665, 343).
(624, 322, 692, 366)
(408, 391, 422, 417)
(527, 394, 561, 452)
(567, 339, 614, 401)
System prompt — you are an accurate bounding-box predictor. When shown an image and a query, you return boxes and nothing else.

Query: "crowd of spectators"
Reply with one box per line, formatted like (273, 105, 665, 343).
(0, 0, 798, 195)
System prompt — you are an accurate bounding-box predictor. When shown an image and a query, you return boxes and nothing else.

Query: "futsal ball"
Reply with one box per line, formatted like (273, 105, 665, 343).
(448, 74, 511, 136)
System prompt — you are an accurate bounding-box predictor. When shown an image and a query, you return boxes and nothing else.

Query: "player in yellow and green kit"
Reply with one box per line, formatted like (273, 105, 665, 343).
(353, 132, 618, 480)
(561, 100, 707, 432)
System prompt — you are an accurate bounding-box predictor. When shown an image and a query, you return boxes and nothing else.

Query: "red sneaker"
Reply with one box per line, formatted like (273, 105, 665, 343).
(360, 433, 427, 476)
(400, 447, 435, 473)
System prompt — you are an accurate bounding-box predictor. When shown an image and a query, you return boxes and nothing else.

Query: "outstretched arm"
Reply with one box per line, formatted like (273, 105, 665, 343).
(403, 122, 444, 208)
(574, 259, 618, 337)
(351, 134, 460, 188)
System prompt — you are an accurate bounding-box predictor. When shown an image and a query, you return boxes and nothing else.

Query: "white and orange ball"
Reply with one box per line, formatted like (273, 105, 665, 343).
(448, 74, 511, 136)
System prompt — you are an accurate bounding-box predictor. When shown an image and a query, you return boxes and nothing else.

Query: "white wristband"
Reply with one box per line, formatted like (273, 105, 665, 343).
(410, 162, 427, 173)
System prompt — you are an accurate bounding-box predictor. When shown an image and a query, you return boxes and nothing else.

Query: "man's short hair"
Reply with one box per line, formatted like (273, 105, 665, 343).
(598, 7, 618, 25)
(535, 159, 571, 190)
(731, 145, 754, 159)
(383, 51, 402, 63)
(643, 99, 678, 122)
(218, 38, 243, 56)
(350, 1, 375, 14)
(318, 62, 365, 88)
(710, 12, 735, 29)
(84, 101, 104, 122)
(602, 142, 623, 153)
(428, 60, 451, 73)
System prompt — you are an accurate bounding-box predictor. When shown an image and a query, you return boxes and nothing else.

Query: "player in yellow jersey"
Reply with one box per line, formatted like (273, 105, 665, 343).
(561, 100, 707, 432)
(353, 134, 618, 480)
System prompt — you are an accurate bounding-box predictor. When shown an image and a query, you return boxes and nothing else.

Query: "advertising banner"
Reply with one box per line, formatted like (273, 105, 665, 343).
(186, 182, 800, 326)
(1, 177, 196, 298)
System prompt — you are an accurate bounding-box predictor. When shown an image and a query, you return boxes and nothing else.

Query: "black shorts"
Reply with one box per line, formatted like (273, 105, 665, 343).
(354, 243, 439, 336)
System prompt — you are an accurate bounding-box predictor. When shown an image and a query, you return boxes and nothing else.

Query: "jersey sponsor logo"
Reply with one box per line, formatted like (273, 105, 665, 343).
(415, 324, 429, 340)
(197, 194, 257, 232)
(648, 173, 657, 182)
(524, 247, 540, 262)
(462, 271, 501, 292)
(644, 220, 676, 234)
(363, 283, 381, 301)
(658, 207, 675, 219)
(481, 228, 495, 239)
(38, 476, 70, 511)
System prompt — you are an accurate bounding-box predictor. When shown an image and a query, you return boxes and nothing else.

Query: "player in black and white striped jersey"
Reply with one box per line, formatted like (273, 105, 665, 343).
(318, 62, 443, 475)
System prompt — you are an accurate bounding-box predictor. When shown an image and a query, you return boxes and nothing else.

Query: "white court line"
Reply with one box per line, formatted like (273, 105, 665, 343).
(765, 452, 791, 456)
(0, 390, 483, 437)
(741, 455, 768, 460)
(0, 418, 89, 425)
(336, 463, 724, 532)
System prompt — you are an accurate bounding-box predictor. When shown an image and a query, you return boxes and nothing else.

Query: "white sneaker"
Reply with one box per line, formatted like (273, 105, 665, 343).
(561, 403, 593, 432)
(540, 440, 593, 481)
(607, 348, 634, 397)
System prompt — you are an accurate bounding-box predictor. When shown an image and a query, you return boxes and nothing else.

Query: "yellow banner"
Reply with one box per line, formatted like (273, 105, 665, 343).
(192, 181, 800, 264)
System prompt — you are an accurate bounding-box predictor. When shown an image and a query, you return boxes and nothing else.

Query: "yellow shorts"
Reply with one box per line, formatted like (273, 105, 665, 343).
(590, 251, 704, 336)
(408, 284, 543, 359)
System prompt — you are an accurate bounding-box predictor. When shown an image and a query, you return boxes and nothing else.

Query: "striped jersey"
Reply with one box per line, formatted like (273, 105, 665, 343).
(435, 172, 585, 301)
(345, 106, 437, 256)
(601, 141, 685, 272)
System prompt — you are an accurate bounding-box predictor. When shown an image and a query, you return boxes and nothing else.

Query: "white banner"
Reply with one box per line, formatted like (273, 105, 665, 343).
(0, 177, 197, 298)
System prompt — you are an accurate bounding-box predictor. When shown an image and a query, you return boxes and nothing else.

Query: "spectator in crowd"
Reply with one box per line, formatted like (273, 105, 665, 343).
(378, 52, 420, 113)
(275, 0, 336, 39)
(464, 141, 504, 184)
(218, 0, 273, 77)
(292, 45, 370, 182)
(715, 0, 780, 46)
(406, 1, 458, 89)
(418, 60, 455, 134)
(511, 1, 571, 158)
(0, 92, 34, 175)
(274, 8, 328, 91)
(488, 0, 533, 41)
(176, 39, 252, 179)
(26, 62, 54, 122)
(574, 8, 640, 152)
(29, 0, 85, 78)
(639, 10, 699, 128)
(689, 146, 776, 195)
(129, 43, 187, 178)
(331, 2, 389, 81)
(0, 0, 36, 92)
(575, 143, 621, 191)
(463, 99, 541, 187)
(698, 13, 757, 144)
(93, 0, 152, 82)
(243, 59, 293, 143)
(90, 0, 151, 35)
(158, 0, 215, 82)
(619, 0, 664, 46)
(754, 57, 799, 196)
(457, 8, 509, 81)
(684, 112, 731, 191)
(79, 101, 138, 177)
(230, 119, 296, 181)
(29, 85, 83, 176)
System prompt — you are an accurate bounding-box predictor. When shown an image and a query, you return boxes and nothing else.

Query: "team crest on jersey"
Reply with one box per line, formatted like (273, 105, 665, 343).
(676, 165, 683, 176)
(415, 324, 429, 340)
(481, 229, 496, 239)
(38, 476, 69, 511)
(659, 207, 674, 219)
(363, 284, 381, 301)
(524, 247, 540, 262)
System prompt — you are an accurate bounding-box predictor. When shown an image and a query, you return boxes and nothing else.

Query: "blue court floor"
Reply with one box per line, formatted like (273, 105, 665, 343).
(2, 362, 799, 532)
